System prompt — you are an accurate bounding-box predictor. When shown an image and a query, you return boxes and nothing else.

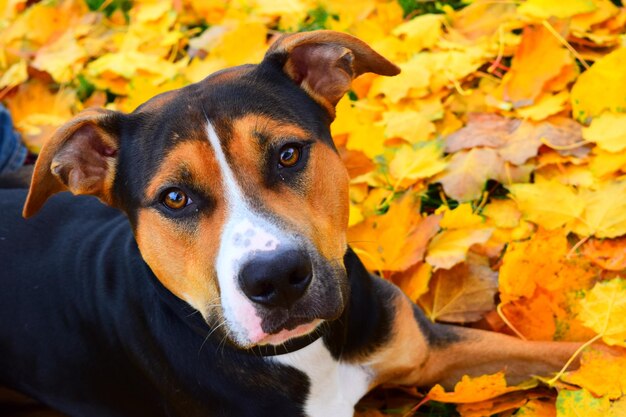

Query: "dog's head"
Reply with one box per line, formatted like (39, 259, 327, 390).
(23, 31, 399, 348)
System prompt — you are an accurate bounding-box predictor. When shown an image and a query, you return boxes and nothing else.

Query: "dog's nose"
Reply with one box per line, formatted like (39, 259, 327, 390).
(239, 250, 312, 308)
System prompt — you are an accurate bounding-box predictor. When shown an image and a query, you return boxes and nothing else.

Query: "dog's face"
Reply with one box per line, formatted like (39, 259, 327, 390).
(23, 31, 399, 348)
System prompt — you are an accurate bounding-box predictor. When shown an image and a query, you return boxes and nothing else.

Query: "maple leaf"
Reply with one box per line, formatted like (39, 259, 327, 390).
(572, 181, 626, 238)
(419, 253, 498, 323)
(388, 141, 447, 189)
(562, 348, 626, 399)
(518, 0, 597, 19)
(382, 110, 435, 144)
(445, 114, 586, 165)
(5, 80, 75, 153)
(0, 60, 27, 90)
(582, 112, 626, 153)
(578, 278, 626, 347)
(507, 180, 586, 231)
(501, 25, 573, 107)
(424, 204, 498, 270)
(571, 47, 626, 122)
(555, 388, 617, 417)
(347, 194, 440, 272)
(581, 237, 626, 271)
(427, 372, 537, 403)
(436, 148, 532, 202)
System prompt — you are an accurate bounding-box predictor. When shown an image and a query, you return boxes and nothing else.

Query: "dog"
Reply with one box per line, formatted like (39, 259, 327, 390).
(0, 30, 582, 417)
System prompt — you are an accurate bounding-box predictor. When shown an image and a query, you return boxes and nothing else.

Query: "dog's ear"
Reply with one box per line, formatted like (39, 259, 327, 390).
(23, 108, 122, 218)
(264, 30, 400, 117)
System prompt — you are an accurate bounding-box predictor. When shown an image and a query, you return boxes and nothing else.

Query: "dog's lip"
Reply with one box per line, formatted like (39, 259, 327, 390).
(254, 319, 323, 346)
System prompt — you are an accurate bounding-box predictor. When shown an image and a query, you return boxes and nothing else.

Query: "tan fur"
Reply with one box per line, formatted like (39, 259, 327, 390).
(139, 140, 226, 319)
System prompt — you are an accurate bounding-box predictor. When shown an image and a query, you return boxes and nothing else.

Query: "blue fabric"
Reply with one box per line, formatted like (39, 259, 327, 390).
(0, 104, 26, 175)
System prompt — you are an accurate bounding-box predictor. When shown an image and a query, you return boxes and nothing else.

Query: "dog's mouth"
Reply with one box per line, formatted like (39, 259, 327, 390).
(253, 318, 323, 346)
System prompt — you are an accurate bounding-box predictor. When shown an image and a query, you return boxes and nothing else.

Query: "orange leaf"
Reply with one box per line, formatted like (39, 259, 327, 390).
(581, 237, 626, 271)
(427, 372, 537, 403)
(502, 25, 572, 107)
(348, 194, 440, 272)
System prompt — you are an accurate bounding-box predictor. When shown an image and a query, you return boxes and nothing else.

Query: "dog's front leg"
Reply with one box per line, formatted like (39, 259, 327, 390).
(365, 277, 582, 390)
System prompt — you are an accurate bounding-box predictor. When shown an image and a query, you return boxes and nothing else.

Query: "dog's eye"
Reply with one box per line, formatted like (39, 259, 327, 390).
(278, 144, 302, 168)
(161, 188, 191, 210)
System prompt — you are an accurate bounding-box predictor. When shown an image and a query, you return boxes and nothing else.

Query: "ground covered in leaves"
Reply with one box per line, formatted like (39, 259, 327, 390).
(1, 0, 626, 416)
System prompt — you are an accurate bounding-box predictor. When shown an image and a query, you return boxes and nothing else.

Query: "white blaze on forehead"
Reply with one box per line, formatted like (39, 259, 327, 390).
(205, 120, 292, 345)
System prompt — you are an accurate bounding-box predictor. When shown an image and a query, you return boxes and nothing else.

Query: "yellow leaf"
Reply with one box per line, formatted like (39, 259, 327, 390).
(382, 110, 435, 143)
(562, 349, 626, 399)
(572, 181, 626, 238)
(32, 30, 87, 83)
(589, 149, 626, 178)
(438, 203, 484, 229)
(578, 278, 626, 347)
(184, 57, 228, 84)
(425, 228, 493, 270)
(482, 200, 521, 229)
(348, 201, 364, 227)
(346, 121, 386, 159)
(369, 57, 430, 102)
(518, 0, 597, 19)
(428, 372, 537, 403)
(516, 91, 569, 121)
(571, 47, 626, 122)
(391, 14, 443, 53)
(388, 141, 447, 187)
(555, 389, 610, 417)
(582, 112, 626, 153)
(571, 0, 620, 33)
(5, 81, 75, 153)
(507, 180, 585, 230)
(0, 59, 27, 90)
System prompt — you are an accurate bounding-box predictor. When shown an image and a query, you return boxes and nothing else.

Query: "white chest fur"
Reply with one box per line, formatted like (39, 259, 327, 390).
(273, 339, 372, 417)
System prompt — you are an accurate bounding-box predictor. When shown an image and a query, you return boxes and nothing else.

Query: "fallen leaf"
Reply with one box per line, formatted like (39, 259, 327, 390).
(518, 0, 597, 19)
(572, 181, 626, 238)
(562, 348, 626, 399)
(445, 114, 586, 165)
(427, 372, 537, 403)
(420, 253, 498, 322)
(582, 112, 626, 153)
(502, 25, 572, 107)
(438, 203, 484, 230)
(507, 180, 586, 231)
(382, 110, 435, 143)
(348, 194, 440, 272)
(581, 237, 626, 271)
(425, 228, 493, 270)
(0, 59, 27, 90)
(571, 47, 626, 122)
(578, 278, 626, 347)
(504, 397, 556, 417)
(555, 388, 610, 417)
(388, 141, 447, 188)
(436, 148, 533, 202)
